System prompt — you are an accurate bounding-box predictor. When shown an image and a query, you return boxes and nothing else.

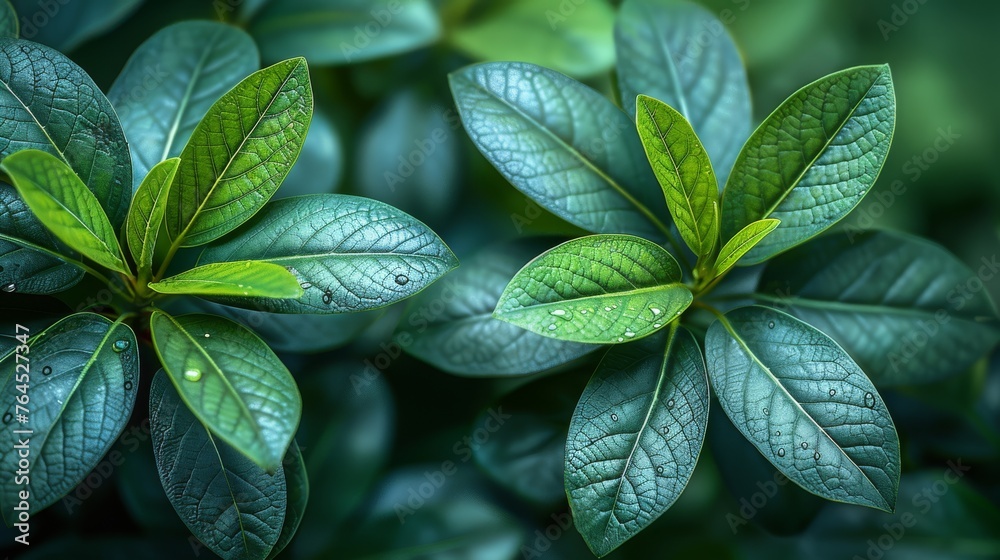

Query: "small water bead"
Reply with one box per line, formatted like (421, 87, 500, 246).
(322, 290, 334, 305)
(1, 283, 15, 293)
(656, 466, 664, 474)
(580, 309, 588, 315)
(112, 340, 130, 353)
(624, 331, 635, 338)
(667, 399, 675, 408)
(864, 392, 876, 408)
(394, 274, 409, 286)
(801, 442, 809, 449)
(611, 413, 619, 422)
(550, 310, 567, 317)
(775, 430, 781, 436)
(653, 323, 661, 328)
(1, 412, 11, 423)
(42, 366, 52, 376)
(661, 426, 669, 434)
(762, 407, 770, 416)
(617, 337, 624, 342)
(300, 282, 313, 290)
(548, 324, 557, 331)
(777, 448, 785, 457)
(604, 306, 613, 312)
(651, 308, 662, 316)
(124, 381, 133, 391)
(814, 452, 821, 460)
(829, 389, 836, 397)
(768, 321, 775, 329)
(183, 369, 202, 382)
(204, 333, 211, 338)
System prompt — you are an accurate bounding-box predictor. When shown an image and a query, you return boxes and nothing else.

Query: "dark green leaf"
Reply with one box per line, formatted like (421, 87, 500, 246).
(108, 21, 259, 189)
(2, 149, 128, 274)
(0, 38, 132, 227)
(402, 239, 598, 376)
(495, 234, 691, 344)
(450, 0, 614, 78)
(248, 0, 440, 65)
(0, 313, 138, 516)
(566, 327, 709, 556)
(636, 94, 719, 258)
(449, 61, 669, 240)
(9, 0, 141, 52)
(758, 230, 1000, 385)
(125, 158, 178, 279)
(0, 183, 82, 294)
(706, 306, 901, 511)
(149, 312, 301, 471)
(198, 194, 458, 314)
(266, 441, 307, 560)
(166, 57, 312, 248)
(721, 65, 896, 264)
(149, 371, 286, 560)
(616, 0, 751, 185)
(148, 261, 303, 299)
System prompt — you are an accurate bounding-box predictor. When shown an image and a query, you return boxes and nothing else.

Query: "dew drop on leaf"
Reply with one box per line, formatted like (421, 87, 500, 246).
(550, 309, 566, 316)
(864, 392, 876, 408)
(801, 442, 809, 449)
(112, 340, 130, 353)
(300, 282, 312, 290)
(661, 426, 669, 434)
(604, 306, 613, 312)
(762, 407, 769, 415)
(777, 448, 785, 457)
(1, 412, 10, 423)
(768, 321, 775, 329)
(814, 451, 821, 460)
(548, 324, 557, 331)
(580, 309, 588, 315)
(617, 337, 624, 342)
(667, 398, 675, 408)
(624, 331, 635, 338)
(124, 381, 133, 391)
(322, 290, 333, 305)
(775, 430, 781, 436)
(42, 366, 52, 375)
(1, 283, 15, 293)
(394, 274, 410, 286)
(204, 333, 211, 338)
(651, 307, 661, 316)
(829, 389, 836, 396)
(183, 369, 202, 382)
(611, 413, 619, 422)
(656, 466, 664, 474)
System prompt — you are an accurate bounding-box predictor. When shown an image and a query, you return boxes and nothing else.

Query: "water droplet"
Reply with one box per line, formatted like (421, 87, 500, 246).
(300, 282, 312, 289)
(20, 45, 30, 54)
(814, 451, 821, 460)
(611, 304, 618, 310)
(1, 412, 10, 423)
(42, 366, 52, 376)
(864, 392, 876, 408)
(550, 309, 567, 317)
(395, 274, 409, 286)
(204, 333, 211, 338)
(653, 323, 661, 328)
(548, 324, 557, 331)
(656, 465, 664, 474)
(775, 430, 781, 436)
(617, 337, 624, 342)
(829, 389, 836, 396)
(1, 283, 15, 293)
(667, 399, 675, 408)
(762, 407, 769, 416)
(611, 413, 619, 422)
(801, 442, 809, 449)
(112, 340, 130, 353)
(124, 381, 133, 391)
(768, 321, 775, 329)
(322, 290, 333, 305)
(604, 306, 613, 312)
(183, 369, 202, 382)
(777, 448, 785, 457)
(580, 309, 588, 315)
(661, 426, 669, 434)
(624, 331, 635, 338)
(651, 307, 662, 316)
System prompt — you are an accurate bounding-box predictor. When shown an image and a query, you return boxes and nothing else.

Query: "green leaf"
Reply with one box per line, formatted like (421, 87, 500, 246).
(450, 0, 615, 78)
(8, 0, 141, 52)
(248, 0, 441, 65)
(149, 371, 286, 560)
(449, 61, 668, 240)
(197, 194, 458, 314)
(125, 158, 178, 279)
(166, 57, 313, 248)
(758, 230, 1000, 385)
(616, 0, 751, 186)
(2, 150, 128, 274)
(636, 94, 719, 257)
(149, 312, 301, 471)
(721, 65, 896, 264)
(0, 184, 83, 294)
(0, 313, 138, 516)
(149, 261, 303, 299)
(402, 239, 598, 376)
(713, 218, 780, 276)
(266, 441, 308, 560)
(494, 234, 692, 344)
(566, 327, 709, 557)
(705, 306, 901, 511)
(0, 38, 132, 227)
(275, 109, 342, 199)
(108, 21, 259, 189)
(0, 1, 16, 38)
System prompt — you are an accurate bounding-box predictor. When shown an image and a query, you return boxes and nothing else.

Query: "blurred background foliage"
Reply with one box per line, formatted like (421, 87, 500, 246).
(2, 0, 998, 558)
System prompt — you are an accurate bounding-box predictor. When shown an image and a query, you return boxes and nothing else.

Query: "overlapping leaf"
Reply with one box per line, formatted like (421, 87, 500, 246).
(0, 184, 82, 294)
(148, 261, 303, 299)
(126, 158, 178, 279)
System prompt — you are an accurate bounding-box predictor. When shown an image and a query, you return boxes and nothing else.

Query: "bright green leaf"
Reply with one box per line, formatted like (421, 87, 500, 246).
(0, 313, 138, 516)
(0, 184, 83, 294)
(566, 327, 709, 556)
(494, 234, 692, 344)
(149, 261, 303, 299)
(713, 218, 780, 276)
(0, 38, 132, 227)
(266, 441, 308, 560)
(0, 1, 16, 38)
(449, 62, 669, 241)
(149, 312, 301, 471)
(706, 306, 901, 511)
(149, 371, 286, 560)
(8, 0, 141, 52)
(126, 158, 178, 279)
(248, 0, 440, 65)
(197, 194, 458, 314)
(758, 230, 1000, 385)
(721, 65, 896, 264)
(166, 57, 313, 248)
(450, 0, 615, 78)
(2, 150, 128, 274)
(616, 0, 751, 186)
(108, 21, 260, 189)
(636, 94, 719, 258)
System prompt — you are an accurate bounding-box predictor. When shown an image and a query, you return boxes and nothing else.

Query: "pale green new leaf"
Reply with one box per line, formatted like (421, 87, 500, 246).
(636, 94, 719, 258)
(0, 313, 138, 516)
(566, 327, 709, 557)
(149, 312, 301, 471)
(126, 158, 178, 278)
(198, 195, 458, 314)
(149, 371, 286, 560)
(706, 306, 900, 511)
(721, 65, 896, 264)
(713, 218, 780, 277)
(494, 235, 692, 344)
(2, 150, 128, 274)
(148, 261, 303, 299)
(166, 57, 313, 248)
